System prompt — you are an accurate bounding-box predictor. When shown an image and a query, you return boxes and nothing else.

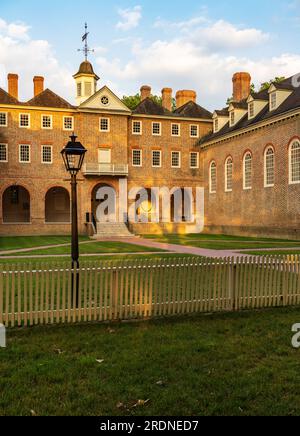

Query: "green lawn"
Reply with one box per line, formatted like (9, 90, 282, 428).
(241, 251, 300, 257)
(2, 241, 166, 257)
(0, 236, 89, 252)
(144, 234, 300, 250)
(1, 307, 300, 416)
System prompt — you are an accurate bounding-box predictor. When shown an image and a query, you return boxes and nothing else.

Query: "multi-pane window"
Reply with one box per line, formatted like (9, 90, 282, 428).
(214, 119, 219, 132)
(42, 115, 52, 129)
(249, 102, 255, 118)
(190, 152, 199, 169)
(290, 140, 300, 184)
(63, 116, 74, 131)
(0, 144, 8, 162)
(264, 147, 275, 187)
(270, 92, 277, 110)
(42, 145, 52, 164)
(243, 152, 252, 190)
(210, 161, 217, 194)
(19, 114, 30, 128)
(132, 149, 142, 167)
(19, 144, 30, 163)
(132, 121, 142, 135)
(171, 151, 181, 168)
(100, 118, 110, 132)
(0, 112, 7, 127)
(230, 111, 235, 126)
(77, 83, 82, 97)
(190, 125, 199, 138)
(225, 157, 233, 192)
(171, 124, 180, 136)
(152, 122, 161, 136)
(85, 82, 92, 96)
(152, 150, 162, 167)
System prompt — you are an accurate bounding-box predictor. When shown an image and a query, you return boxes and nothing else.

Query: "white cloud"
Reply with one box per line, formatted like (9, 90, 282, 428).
(0, 17, 74, 102)
(116, 5, 142, 31)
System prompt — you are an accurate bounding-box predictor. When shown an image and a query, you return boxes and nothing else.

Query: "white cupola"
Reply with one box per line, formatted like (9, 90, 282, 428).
(73, 61, 100, 106)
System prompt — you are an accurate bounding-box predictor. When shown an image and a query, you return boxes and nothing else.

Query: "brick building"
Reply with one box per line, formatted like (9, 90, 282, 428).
(0, 60, 212, 236)
(1, 58, 300, 239)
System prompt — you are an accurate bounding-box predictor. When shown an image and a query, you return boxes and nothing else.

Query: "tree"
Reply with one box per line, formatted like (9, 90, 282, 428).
(122, 94, 177, 111)
(259, 77, 286, 92)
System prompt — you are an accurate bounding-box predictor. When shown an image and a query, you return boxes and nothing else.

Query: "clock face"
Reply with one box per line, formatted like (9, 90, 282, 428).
(101, 96, 109, 106)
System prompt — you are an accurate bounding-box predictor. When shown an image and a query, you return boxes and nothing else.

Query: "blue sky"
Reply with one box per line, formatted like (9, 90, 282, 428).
(0, 0, 299, 109)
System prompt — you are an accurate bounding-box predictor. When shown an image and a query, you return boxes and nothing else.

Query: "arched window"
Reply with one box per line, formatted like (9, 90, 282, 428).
(45, 187, 70, 223)
(289, 140, 300, 184)
(2, 185, 30, 223)
(225, 157, 233, 192)
(210, 161, 217, 194)
(264, 147, 275, 187)
(243, 152, 252, 190)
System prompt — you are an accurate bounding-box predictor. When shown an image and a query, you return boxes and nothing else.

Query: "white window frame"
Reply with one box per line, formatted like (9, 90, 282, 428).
(190, 125, 199, 138)
(209, 161, 217, 194)
(19, 144, 31, 164)
(289, 140, 300, 185)
(63, 116, 74, 131)
(243, 152, 252, 190)
(132, 121, 142, 135)
(41, 145, 53, 165)
(270, 92, 277, 111)
(171, 123, 180, 137)
(171, 151, 181, 168)
(152, 150, 162, 168)
(264, 146, 275, 188)
(152, 122, 161, 136)
(0, 144, 8, 163)
(214, 119, 219, 133)
(249, 102, 255, 118)
(230, 111, 235, 127)
(190, 152, 199, 169)
(19, 113, 30, 129)
(132, 149, 142, 167)
(225, 157, 233, 193)
(99, 117, 110, 132)
(41, 114, 53, 130)
(0, 112, 8, 127)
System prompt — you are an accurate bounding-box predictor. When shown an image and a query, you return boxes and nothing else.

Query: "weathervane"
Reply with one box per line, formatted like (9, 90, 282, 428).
(77, 23, 94, 61)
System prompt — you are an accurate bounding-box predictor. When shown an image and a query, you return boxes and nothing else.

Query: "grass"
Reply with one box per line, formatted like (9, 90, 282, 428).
(0, 236, 89, 252)
(2, 241, 166, 257)
(144, 234, 300, 250)
(1, 307, 300, 416)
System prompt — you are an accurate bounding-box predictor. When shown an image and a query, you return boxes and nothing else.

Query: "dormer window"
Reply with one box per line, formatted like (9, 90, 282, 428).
(77, 83, 82, 98)
(214, 119, 219, 133)
(249, 102, 254, 118)
(270, 92, 277, 111)
(230, 111, 235, 127)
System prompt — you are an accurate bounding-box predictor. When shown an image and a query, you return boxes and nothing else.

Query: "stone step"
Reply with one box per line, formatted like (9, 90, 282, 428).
(94, 222, 134, 238)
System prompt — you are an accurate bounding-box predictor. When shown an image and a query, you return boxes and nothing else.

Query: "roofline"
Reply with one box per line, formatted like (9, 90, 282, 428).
(0, 103, 76, 112)
(131, 113, 213, 123)
(201, 107, 300, 148)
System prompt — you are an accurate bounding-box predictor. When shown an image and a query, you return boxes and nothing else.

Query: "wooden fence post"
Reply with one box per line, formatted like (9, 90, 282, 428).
(228, 258, 237, 311)
(112, 269, 118, 320)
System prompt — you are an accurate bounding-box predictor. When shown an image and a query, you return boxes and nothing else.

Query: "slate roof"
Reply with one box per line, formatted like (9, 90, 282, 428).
(133, 97, 212, 119)
(200, 76, 300, 146)
(26, 89, 74, 109)
(0, 88, 20, 105)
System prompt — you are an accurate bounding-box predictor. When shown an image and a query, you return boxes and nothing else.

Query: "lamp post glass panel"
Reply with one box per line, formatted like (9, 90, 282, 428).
(61, 134, 87, 304)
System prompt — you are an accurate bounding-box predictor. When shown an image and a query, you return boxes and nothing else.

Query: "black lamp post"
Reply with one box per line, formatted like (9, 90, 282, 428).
(61, 134, 87, 304)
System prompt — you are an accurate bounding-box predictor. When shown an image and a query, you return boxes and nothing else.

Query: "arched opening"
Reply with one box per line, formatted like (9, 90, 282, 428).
(170, 188, 185, 222)
(2, 185, 30, 223)
(92, 183, 117, 223)
(45, 187, 70, 223)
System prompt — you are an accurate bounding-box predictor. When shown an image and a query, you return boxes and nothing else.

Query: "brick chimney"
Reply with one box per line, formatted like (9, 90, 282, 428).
(33, 76, 44, 97)
(162, 88, 173, 112)
(7, 74, 19, 100)
(232, 72, 251, 102)
(140, 85, 151, 101)
(176, 90, 197, 109)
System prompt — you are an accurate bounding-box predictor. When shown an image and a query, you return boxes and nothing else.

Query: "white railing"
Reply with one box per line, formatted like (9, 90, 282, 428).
(82, 163, 129, 176)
